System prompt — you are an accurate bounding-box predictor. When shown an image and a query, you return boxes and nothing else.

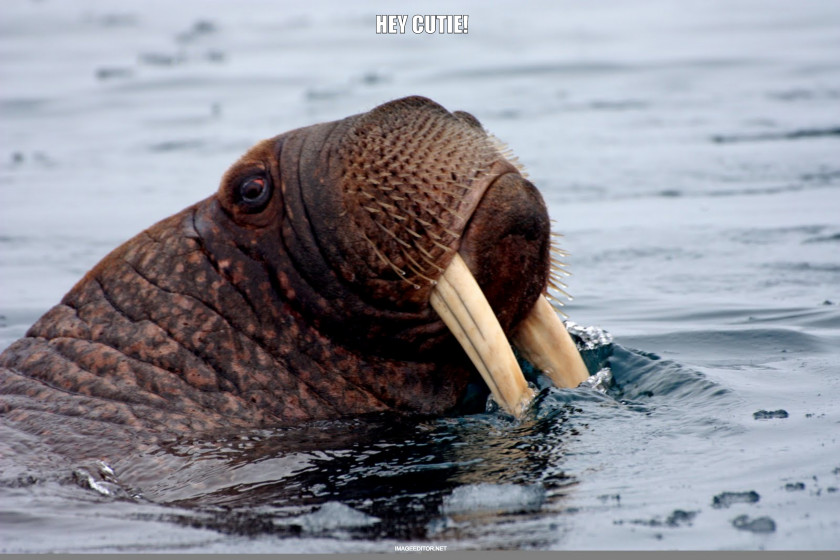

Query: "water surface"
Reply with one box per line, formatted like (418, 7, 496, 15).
(1, 0, 839, 551)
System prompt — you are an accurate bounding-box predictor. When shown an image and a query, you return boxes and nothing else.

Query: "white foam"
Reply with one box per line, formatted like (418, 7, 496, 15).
(292, 501, 380, 532)
(441, 483, 545, 515)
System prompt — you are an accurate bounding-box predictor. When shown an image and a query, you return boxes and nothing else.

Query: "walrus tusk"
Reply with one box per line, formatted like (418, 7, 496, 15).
(430, 253, 535, 417)
(512, 296, 590, 388)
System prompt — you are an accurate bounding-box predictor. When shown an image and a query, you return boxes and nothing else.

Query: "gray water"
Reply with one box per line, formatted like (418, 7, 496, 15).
(1, 0, 839, 552)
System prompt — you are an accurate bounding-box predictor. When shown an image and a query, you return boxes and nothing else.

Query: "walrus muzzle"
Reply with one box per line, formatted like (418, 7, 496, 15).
(316, 96, 590, 416)
(0, 96, 588, 447)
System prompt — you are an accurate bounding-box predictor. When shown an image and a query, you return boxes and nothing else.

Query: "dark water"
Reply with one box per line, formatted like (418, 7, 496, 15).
(1, 0, 839, 552)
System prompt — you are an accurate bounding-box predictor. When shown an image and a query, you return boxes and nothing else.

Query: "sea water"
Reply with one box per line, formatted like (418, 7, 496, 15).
(1, 0, 839, 551)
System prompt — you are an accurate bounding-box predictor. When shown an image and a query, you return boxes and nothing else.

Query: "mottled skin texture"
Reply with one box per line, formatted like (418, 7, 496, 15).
(0, 97, 551, 457)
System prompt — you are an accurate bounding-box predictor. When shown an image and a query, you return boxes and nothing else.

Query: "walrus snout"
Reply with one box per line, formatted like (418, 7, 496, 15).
(298, 96, 588, 414)
(429, 169, 589, 416)
(458, 171, 551, 334)
(322, 96, 587, 414)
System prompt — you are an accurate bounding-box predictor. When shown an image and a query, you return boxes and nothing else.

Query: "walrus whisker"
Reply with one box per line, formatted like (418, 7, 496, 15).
(416, 244, 445, 270)
(549, 228, 569, 246)
(548, 279, 572, 300)
(550, 257, 570, 269)
(544, 292, 569, 315)
(551, 270, 571, 281)
(431, 239, 454, 253)
(548, 276, 569, 290)
(549, 276, 571, 297)
(420, 258, 445, 275)
(549, 244, 569, 256)
(550, 262, 571, 276)
(430, 185, 470, 199)
(376, 200, 398, 213)
(487, 133, 529, 177)
(403, 227, 422, 239)
(550, 243, 571, 265)
(362, 231, 408, 278)
(416, 254, 445, 276)
(374, 221, 413, 250)
(426, 203, 465, 226)
(401, 251, 438, 284)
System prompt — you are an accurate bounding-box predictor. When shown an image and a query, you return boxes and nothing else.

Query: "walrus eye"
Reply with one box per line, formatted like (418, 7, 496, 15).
(237, 175, 272, 212)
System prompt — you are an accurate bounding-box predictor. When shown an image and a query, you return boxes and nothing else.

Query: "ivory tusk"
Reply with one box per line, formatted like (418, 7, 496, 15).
(430, 254, 535, 417)
(512, 296, 590, 388)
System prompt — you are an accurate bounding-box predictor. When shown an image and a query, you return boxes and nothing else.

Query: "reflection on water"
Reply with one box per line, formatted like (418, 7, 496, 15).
(113, 334, 611, 544)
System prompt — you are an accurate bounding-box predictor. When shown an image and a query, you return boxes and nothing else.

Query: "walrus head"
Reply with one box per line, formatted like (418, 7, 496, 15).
(0, 96, 587, 442)
(208, 95, 588, 414)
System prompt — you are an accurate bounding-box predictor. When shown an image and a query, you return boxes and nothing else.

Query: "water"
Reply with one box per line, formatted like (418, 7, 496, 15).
(1, 0, 839, 552)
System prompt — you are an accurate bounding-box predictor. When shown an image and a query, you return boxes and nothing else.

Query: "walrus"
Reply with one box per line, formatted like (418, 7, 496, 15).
(0, 96, 588, 459)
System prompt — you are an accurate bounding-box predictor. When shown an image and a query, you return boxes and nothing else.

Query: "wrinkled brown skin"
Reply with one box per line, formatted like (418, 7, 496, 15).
(0, 96, 551, 458)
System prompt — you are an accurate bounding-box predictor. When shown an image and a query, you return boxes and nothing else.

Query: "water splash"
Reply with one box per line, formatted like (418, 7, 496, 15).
(578, 366, 613, 394)
(565, 321, 613, 351)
